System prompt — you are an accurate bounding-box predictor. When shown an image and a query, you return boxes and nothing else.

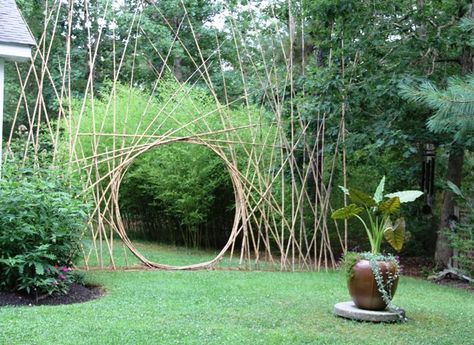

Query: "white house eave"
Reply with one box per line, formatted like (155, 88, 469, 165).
(0, 42, 32, 62)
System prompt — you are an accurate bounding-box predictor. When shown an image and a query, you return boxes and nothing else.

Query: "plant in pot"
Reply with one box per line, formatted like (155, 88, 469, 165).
(331, 177, 422, 311)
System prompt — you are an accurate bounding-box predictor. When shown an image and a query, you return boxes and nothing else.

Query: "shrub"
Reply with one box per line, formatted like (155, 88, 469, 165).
(448, 224, 474, 277)
(0, 163, 89, 297)
(446, 181, 474, 278)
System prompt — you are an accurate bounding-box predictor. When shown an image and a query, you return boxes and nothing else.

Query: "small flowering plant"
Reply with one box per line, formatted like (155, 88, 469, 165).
(44, 265, 76, 295)
(20, 264, 80, 299)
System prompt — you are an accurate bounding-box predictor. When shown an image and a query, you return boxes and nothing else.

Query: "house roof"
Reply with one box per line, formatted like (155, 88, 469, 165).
(0, 0, 35, 47)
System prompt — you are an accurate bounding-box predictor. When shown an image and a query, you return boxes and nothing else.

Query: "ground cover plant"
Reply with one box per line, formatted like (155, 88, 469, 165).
(445, 182, 474, 278)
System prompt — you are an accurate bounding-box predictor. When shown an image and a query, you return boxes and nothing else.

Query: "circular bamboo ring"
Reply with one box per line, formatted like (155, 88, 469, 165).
(109, 137, 246, 270)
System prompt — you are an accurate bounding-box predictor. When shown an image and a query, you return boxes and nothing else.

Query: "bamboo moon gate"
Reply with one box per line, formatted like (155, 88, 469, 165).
(7, 0, 349, 271)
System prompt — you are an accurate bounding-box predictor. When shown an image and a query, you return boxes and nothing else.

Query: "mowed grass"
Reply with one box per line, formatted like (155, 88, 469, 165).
(1, 243, 473, 345)
(80, 238, 220, 267)
(80, 239, 280, 270)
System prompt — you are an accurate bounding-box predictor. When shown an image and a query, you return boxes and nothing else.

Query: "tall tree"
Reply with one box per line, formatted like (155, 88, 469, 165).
(303, 0, 474, 261)
(401, 2, 474, 267)
(401, 73, 474, 267)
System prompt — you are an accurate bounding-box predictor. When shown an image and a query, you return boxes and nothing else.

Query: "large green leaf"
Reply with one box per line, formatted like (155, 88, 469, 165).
(338, 185, 349, 195)
(385, 190, 423, 203)
(447, 181, 463, 197)
(349, 189, 376, 207)
(378, 197, 400, 215)
(34, 262, 44, 275)
(384, 217, 405, 252)
(331, 204, 363, 220)
(373, 176, 385, 203)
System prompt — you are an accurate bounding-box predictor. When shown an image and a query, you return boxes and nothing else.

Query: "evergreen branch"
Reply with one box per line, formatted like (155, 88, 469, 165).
(399, 75, 474, 140)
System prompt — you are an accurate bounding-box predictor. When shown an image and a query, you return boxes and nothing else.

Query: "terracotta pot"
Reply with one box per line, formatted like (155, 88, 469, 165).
(348, 259, 399, 311)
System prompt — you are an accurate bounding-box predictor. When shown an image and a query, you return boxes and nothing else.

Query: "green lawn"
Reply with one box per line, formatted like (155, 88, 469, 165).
(1, 243, 473, 345)
(80, 239, 281, 270)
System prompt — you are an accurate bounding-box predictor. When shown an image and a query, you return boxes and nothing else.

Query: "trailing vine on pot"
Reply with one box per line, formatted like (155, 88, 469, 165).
(369, 254, 400, 311)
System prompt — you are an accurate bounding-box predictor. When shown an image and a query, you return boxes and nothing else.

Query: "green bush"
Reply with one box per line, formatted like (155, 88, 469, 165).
(446, 182, 474, 278)
(0, 164, 89, 296)
(448, 224, 474, 277)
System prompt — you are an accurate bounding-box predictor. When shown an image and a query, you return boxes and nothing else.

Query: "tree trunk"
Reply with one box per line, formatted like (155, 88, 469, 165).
(435, 149, 464, 268)
(434, 1, 473, 269)
(173, 57, 183, 82)
(171, 16, 184, 82)
(460, 2, 474, 76)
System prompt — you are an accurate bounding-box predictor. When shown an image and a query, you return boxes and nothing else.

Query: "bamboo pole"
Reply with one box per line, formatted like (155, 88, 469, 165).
(7, 0, 350, 272)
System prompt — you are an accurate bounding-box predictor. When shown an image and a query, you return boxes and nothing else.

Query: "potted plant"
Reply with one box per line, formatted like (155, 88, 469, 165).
(331, 177, 422, 311)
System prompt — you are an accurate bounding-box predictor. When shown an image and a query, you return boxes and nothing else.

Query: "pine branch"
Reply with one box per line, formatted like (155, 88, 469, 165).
(399, 75, 474, 140)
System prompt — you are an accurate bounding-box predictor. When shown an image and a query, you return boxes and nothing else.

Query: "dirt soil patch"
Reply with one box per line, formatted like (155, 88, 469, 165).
(433, 278, 474, 291)
(0, 283, 103, 307)
(400, 257, 435, 278)
(400, 257, 473, 292)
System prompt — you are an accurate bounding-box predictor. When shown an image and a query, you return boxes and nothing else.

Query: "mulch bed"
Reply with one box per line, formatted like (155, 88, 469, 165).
(432, 278, 474, 291)
(399, 257, 435, 278)
(0, 283, 104, 307)
(400, 256, 474, 292)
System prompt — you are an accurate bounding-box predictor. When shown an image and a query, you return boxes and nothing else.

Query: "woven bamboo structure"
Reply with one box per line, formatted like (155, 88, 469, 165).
(5, 0, 350, 271)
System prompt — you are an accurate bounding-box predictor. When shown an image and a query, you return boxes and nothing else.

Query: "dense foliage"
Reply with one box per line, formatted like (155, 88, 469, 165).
(72, 81, 275, 248)
(121, 143, 235, 248)
(0, 163, 89, 297)
(4, 0, 474, 269)
(450, 216, 474, 278)
(302, 0, 474, 263)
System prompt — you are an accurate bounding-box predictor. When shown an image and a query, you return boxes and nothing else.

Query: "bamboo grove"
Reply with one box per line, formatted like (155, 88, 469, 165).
(5, 0, 351, 271)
